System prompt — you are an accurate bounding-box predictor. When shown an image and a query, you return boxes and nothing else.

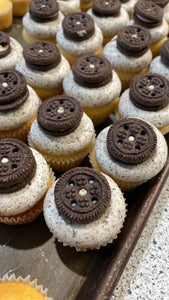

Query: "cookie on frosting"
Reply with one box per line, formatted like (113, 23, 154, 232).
(118, 73, 169, 135)
(0, 32, 23, 71)
(63, 54, 121, 126)
(43, 167, 126, 251)
(56, 12, 103, 65)
(22, 0, 64, 44)
(103, 25, 152, 90)
(16, 41, 70, 100)
(0, 69, 40, 142)
(90, 117, 168, 191)
(28, 95, 95, 171)
(87, 0, 129, 45)
(131, 0, 168, 57)
(0, 138, 54, 225)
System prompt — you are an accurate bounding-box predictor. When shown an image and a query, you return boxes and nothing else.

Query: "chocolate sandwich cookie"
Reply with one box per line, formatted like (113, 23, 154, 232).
(133, 0, 163, 28)
(72, 54, 112, 87)
(147, 0, 169, 9)
(92, 0, 121, 16)
(130, 73, 169, 111)
(107, 118, 157, 164)
(0, 32, 11, 59)
(62, 12, 95, 41)
(160, 39, 169, 66)
(29, 0, 59, 22)
(117, 25, 151, 57)
(23, 41, 61, 71)
(0, 138, 36, 193)
(0, 70, 29, 112)
(37, 95, 83, 136)
(54, 167, 111, 223)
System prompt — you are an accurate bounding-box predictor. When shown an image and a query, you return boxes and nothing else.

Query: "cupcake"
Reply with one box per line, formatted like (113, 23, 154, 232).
(132, 0, 168, 57)
(0, 69, 40, 142)
(16, 41, 70, 100)
(80, 0, 92, 12)
(146, 0, 169, 26)
(43, 167, 126, 251)
(57, 0, 80, 15)
(120, 0, 136, 18)
(11, 0, 31, 16)
(90, 118, 168, 191)
(87, 0, 129, 45)
(0, 273, 52, 299)
(103, 25, 152, 90)
(22, 0, 64, 44)
(0, 138, 54, 225)
(0, 0, 12, 30)
(28, 95, 95, 171)
(56, 12, 103, 65)
(0, 31, 23, 71)
(118, 73, 169, 135)
(150, 39, 169, 81)
(63, 54, 121, 126)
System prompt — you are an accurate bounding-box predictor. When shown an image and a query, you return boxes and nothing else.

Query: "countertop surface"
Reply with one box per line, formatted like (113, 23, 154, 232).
(111, 174, 169, 300)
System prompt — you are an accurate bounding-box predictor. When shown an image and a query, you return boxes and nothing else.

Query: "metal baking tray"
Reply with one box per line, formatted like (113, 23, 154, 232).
(1, 18, 169, 300)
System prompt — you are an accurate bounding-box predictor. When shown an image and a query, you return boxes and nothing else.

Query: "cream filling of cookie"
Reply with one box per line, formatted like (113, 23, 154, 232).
(16, 55, 70, 89)
(0, 86, 40, 131)
(63, 70, 121, 107)
(23, 11, 64, 38)
(56, 24, 103, 56)
(94, 124, 168, 182)
(150, 56, 169, 81)
(119, 89, 169, 129)
(128, 18, 168, 43)
(87, 8, 129, 37)
(29, 113, 95, 155)
(0, 149, 50, 216)
(0, 38, 23, 71)
(103, 39, 152, 72)
(0, 44, 9, 53)
(57, 0, 80, 15)
(43, 173, 126, 249)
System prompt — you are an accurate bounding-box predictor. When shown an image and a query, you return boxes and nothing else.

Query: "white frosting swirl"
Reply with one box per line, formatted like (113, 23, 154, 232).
(16, 55, 70, 89)
(43, 173, 126, 249)
(103, 38, 152, 72)
(22, 11, 64, 38)
(56, 24, 103, 56)
(87, 8, 129, 37)
(0, 86, 40, 130)
(119, 89, 169, 129)
(58, 0, 80, 15)
(63, 70, 121, 107)
(94, 124, 168, 182)
(121, 0, 136, 16)
(0, 38, 23, 71)
(0, 149, 50, 215)
(29, 113, 95, 155)
(150, 56, 169, 81)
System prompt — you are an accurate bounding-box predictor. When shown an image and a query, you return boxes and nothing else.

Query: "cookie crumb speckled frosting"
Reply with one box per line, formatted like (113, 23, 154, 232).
(0, 32, 23, 71)
(118, 73, 169, 134)
(90, 118, 168, 191)
(28, 95, 95, 171)
(43, 167, 126, 251)
(0, 138, 51, 224)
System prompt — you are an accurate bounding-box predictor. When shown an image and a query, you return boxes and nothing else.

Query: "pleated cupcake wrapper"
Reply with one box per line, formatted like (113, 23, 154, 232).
(0, 166, 55, 225)
(28, 133, 96, 171)
(0, 1, 13, 30)
(56, 202, 127, 252)
(0, 273, 53, 300)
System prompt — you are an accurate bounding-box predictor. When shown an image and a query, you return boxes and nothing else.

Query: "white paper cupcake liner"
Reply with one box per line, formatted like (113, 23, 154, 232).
(0, 273, 53, 300)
